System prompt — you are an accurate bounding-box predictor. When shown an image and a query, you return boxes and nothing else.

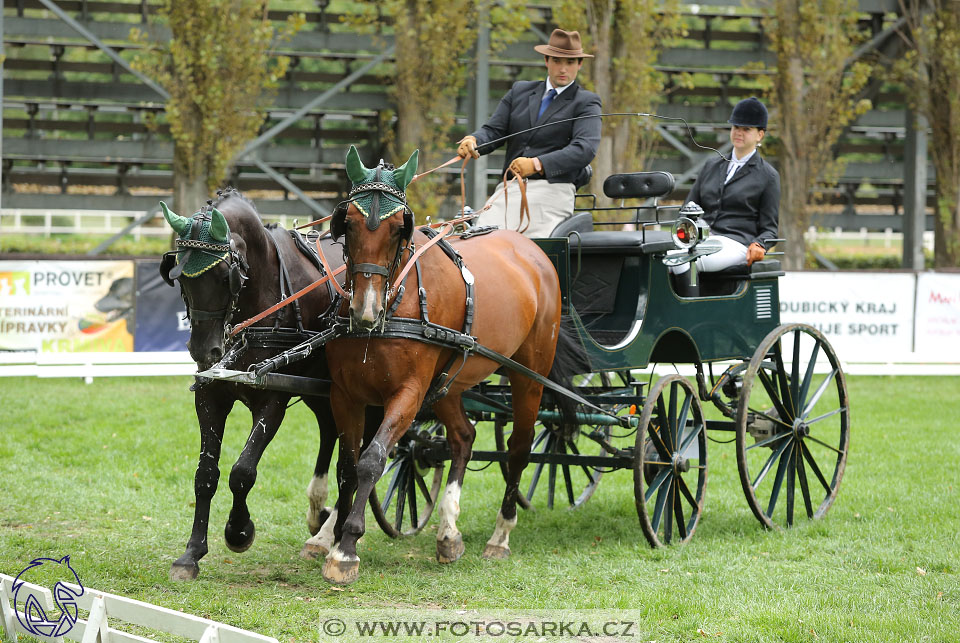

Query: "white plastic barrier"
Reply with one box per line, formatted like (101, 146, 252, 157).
(1, 574, 277, 643)
(0, 351, 196, 379)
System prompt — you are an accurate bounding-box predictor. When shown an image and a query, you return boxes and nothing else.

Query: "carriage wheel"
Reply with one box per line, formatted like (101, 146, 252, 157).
(494, 420, 609, 510)
(634, 374, 707, 547)
(369, 422, 446, 538)
(736, 323, 850, 530)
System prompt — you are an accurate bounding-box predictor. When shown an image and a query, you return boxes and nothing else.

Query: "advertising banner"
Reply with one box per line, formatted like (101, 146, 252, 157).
(134, 261, 190, 352)
(0, 260, 134, 352)
(779, 272, 915, 358)
(913, 272, 960, 354)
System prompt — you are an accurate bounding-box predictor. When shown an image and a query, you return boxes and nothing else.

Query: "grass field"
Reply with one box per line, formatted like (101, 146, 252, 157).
(1, 375, 958, 642)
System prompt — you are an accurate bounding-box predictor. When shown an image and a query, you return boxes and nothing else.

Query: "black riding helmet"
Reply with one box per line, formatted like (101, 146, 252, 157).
(728, 96, 768, 130)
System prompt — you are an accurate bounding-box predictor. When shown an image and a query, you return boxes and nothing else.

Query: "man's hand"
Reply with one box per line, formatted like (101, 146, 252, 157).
(746, 242, 766, 266)
(457, 135, 479, 159)
(508, 157, 538, 179)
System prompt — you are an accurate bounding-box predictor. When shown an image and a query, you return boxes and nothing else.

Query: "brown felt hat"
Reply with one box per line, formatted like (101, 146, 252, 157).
(534, 29, 593, 59)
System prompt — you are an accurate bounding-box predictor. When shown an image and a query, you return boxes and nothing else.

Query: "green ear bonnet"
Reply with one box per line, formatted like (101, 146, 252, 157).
(159, 202, 231, 279)
(332, 146, 419, 240)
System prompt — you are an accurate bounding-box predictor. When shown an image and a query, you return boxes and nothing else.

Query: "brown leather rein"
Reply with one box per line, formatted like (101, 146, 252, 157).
(228, 154, 529, 337)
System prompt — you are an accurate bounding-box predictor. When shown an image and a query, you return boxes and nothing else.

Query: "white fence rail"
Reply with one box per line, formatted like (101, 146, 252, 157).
(0, 209, 296, 239)
(1, 574, 277, 643)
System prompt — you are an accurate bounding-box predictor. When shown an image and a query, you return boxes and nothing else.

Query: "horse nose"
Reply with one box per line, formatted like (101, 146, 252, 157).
(209, 346, 223, 363)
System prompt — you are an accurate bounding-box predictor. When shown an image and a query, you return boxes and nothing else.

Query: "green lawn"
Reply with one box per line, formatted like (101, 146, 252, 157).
(0, 376, 957, 642)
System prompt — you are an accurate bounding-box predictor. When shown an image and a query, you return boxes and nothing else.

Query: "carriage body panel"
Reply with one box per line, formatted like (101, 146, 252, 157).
(533, 235, 782, 371)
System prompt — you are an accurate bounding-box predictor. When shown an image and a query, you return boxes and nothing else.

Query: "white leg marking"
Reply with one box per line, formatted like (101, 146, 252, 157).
(436, 482, 462, 544)
(326, 541, 359, 563)
(485, 511, 517, 550)
(306, 474, 329, 532)
(305, 508, 338, 552)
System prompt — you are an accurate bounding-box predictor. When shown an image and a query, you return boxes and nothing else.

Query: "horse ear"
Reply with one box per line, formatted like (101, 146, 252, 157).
(394, 149, 419, 190)
(160, 201, 191, 237)
(209, 207, 230, 242)
(345, 145, 369, 184)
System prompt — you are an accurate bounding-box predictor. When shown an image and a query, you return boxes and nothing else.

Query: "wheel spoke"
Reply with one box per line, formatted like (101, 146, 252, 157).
(394, 466, 409, 527)
(644, 467, 671, 503)
(567, 440, 600, 487)
(678, 419, 705, 454)
(656, 395, 671, 450)
(796, 446, 814, 519)
(651, 475, 670, 532)
(745, 431, 791, 451)
(790, 329, 801, 413)
(677, 475, 699, 509)
(663, 481, 675, 543)
(561, 441, 576, 506)
(668, 381, 679, 449)
(381, 465, 402, 512)
(547, 460, 558, 510)
(407, 467, 419, 529)
(757, 369, 793, 424)
(649, 421, 673, 462)
(805, 406, 846, 427)
(801, 440, 833, 495)
(746, 407, 794, 430)
(786, 443, 796, 526)
(805, 433, 846, 455)
(673, 483, 687, 540)
(677, 389, 692, 446)
(414, 468, 432, 500)
(525, 458, 547, 503)
(798, 339, 822, 412)
(766, 441, 795, 518)
(752, 436, 793, 489)
(773, 345, 796, 419)
(802, 368, 838, 419)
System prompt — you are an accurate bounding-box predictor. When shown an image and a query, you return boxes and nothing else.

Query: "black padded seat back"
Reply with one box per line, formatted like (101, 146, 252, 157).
(603, 171, 675, 199)
(549, 211, 594, 237)
(568, 229, 675, 256)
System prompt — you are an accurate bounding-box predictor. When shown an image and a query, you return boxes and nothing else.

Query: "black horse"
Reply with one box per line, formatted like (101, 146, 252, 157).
(159, 189, 347, 580)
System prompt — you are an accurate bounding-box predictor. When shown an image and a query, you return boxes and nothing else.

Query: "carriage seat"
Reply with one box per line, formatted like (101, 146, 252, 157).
(603, 171, 675, 199)
(566, 229, 676, 255)
(698, 259, 784, 296)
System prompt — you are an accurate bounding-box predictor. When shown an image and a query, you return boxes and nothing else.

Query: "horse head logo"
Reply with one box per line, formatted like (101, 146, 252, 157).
(13, 555, 85, 638)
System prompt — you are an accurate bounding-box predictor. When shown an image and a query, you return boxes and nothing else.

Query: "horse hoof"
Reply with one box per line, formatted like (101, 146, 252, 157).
(322, 557, 359, 585)
(300, 541, 328, 560)
(436, 535, 464, 564)
(169, 561, 199, 581)
(482, 544, 511, 560)
(224, 520, 256, 553)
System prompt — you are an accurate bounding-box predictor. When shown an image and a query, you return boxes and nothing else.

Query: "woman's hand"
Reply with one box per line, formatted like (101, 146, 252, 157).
(746, 242, 766, 266)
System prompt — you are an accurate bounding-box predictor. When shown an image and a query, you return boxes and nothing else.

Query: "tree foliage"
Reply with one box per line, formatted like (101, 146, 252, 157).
(894, 0, 960, 267)
(131, 0, 301, 210)
(760, 0, 873, 270)
(555, 0, 683, 208)
(350, 0, 529, 220)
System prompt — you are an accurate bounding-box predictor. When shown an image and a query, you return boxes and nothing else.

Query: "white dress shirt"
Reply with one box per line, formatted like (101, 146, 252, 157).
(725, 149, 756, 184)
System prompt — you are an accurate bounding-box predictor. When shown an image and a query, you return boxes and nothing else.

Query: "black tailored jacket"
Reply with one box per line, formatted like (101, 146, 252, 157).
(686, 152, 781, 250)
(470, 80, 601, 186)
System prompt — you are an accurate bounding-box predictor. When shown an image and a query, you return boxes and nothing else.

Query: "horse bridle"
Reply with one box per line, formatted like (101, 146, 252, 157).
(336, 164, 414, 323)
(160, 213, 249, 332)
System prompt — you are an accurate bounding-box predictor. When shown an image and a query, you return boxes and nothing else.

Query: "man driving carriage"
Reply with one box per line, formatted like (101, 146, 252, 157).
(457, 29, 601, 237)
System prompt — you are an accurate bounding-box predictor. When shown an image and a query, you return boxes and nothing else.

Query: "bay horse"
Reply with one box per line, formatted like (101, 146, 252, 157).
(159, 189, 349, 580)
(320, 146, 564, 585)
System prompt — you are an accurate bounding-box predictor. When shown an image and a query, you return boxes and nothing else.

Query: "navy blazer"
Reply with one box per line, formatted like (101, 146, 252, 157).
(687, 152, 781, 250)
(470, 80, 601, 186)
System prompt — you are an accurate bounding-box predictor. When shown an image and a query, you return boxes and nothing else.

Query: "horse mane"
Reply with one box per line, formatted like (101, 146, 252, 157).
(199, 187, 261, 219)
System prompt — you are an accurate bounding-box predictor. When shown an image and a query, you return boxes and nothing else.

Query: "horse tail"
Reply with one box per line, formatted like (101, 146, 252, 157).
(546, 315, 590, 439)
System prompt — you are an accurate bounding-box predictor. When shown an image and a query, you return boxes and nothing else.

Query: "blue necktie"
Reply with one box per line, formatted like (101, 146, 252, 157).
(537, 88, 557, 120)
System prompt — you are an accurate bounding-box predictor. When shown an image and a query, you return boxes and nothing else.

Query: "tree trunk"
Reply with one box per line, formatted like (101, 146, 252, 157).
(585, 0, 614, 204)
(173, 144, 210, 216)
